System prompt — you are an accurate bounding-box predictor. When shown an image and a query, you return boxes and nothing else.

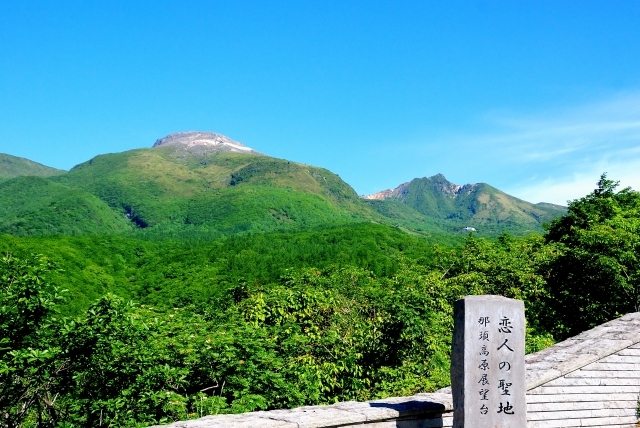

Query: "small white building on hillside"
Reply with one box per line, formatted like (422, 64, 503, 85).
(154, 313, 640, 428)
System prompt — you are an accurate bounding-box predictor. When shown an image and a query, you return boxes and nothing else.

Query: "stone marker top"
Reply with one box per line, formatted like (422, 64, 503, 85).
(460, 295, 516, 302)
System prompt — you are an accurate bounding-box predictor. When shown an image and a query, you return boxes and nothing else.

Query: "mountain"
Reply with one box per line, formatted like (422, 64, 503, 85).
(48, 132, 375, 236)
(0, 153, 65, 179)
(363, 174, 567, 235)
(0, 134, 568, 239)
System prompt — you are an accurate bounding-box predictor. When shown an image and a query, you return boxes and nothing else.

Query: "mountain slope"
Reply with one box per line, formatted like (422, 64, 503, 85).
(0, 153, 65, 179)
(51, 133, 377, 236)
(0, 176, 132, 236)
(0, 223, 440, 314)
(364, 174, 566, 235)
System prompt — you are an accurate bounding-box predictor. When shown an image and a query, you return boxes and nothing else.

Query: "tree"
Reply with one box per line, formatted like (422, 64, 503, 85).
(544, 174, 640, 338)
(0, 253, 64, 427)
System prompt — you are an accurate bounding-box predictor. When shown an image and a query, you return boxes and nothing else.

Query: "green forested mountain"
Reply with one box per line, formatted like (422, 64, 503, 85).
(50, 144, 377, 236)
(364, 173, 567, 235)
(0, 153, 65, 179)
(0, 134, 569, 239)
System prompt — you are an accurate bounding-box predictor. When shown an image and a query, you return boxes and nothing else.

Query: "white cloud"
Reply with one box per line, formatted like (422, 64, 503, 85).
(459, 92, 640, 203)
(509, 162, 640, 205)
(374, 92, 640, 204)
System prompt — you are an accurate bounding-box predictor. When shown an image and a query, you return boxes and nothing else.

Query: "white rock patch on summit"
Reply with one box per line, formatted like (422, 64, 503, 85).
(152, 131, 261, 155)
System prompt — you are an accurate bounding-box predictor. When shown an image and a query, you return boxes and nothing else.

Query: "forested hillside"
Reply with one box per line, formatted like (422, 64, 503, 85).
(2, 174, 638, 427)
(0, 176, 133, 236)
(0, 137, 566, 239)
(52, 146, 374, 235)
(0, 223, 444, 315)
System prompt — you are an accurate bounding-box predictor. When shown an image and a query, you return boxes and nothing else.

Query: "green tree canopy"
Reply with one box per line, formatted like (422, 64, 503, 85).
(544, 174, 640, 338)
(0, 254, 64, 427)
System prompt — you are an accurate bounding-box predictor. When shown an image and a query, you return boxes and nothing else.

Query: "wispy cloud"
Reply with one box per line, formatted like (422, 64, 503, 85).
(451, 92, 640, 204)
(477, 96, 640, 162)
(510, 160, 640, 206)
(373, 92, 640, 205)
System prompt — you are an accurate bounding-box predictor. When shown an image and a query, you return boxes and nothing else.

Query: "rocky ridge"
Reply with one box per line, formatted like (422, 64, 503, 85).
(361, 173, 567, 234)
(362, 174, 476, 200)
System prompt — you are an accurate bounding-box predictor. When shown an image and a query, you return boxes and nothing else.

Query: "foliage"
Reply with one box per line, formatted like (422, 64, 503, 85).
(0, 257, 457, 426)
(235, 263, 454, 403)
(430, 233, 559, 353)
(0, 223, 444, 315)
(1, 236, 559, 427)
(0, 254, 64, 427)
(544, 174, 640, 338)
(6, 172, 640, 427)
(439, 234, 559, 320)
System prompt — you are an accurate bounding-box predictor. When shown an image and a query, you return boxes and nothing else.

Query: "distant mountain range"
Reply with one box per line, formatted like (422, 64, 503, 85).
(0, 132, 566, 238)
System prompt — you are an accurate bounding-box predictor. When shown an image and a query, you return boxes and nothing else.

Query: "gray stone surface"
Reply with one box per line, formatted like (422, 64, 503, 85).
(253, 406, 366, 428)
(147, 413, 297, 428)
(152, 393, 453, 428)
(450, 295, 526, 428)
(525, 312, 640, 390)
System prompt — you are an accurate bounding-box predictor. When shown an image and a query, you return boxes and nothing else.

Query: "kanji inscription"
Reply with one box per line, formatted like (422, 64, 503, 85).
(450, 295, 526, 428)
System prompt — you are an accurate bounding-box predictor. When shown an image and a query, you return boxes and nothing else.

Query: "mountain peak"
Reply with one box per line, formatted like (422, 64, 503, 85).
(362, 174, 568, 234)
(152, 131, 261, 155)
(362, 174, 474, 200)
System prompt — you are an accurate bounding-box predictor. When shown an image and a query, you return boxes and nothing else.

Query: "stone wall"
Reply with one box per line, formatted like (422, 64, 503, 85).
(151, 393, 453, 428)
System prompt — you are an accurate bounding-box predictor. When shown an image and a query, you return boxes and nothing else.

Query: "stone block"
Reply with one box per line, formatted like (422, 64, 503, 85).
(451, 295, 526, 428)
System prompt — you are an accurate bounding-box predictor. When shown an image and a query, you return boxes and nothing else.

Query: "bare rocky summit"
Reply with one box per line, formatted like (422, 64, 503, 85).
(362, 183, 409, 200)
(153, 132, 262, 155)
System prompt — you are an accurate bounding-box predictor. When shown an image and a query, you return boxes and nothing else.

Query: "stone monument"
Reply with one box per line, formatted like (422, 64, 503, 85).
(451, 295, 526, 427)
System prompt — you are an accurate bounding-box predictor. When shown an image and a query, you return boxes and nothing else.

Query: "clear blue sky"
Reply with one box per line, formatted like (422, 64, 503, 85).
(2, 1, 640, 204)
